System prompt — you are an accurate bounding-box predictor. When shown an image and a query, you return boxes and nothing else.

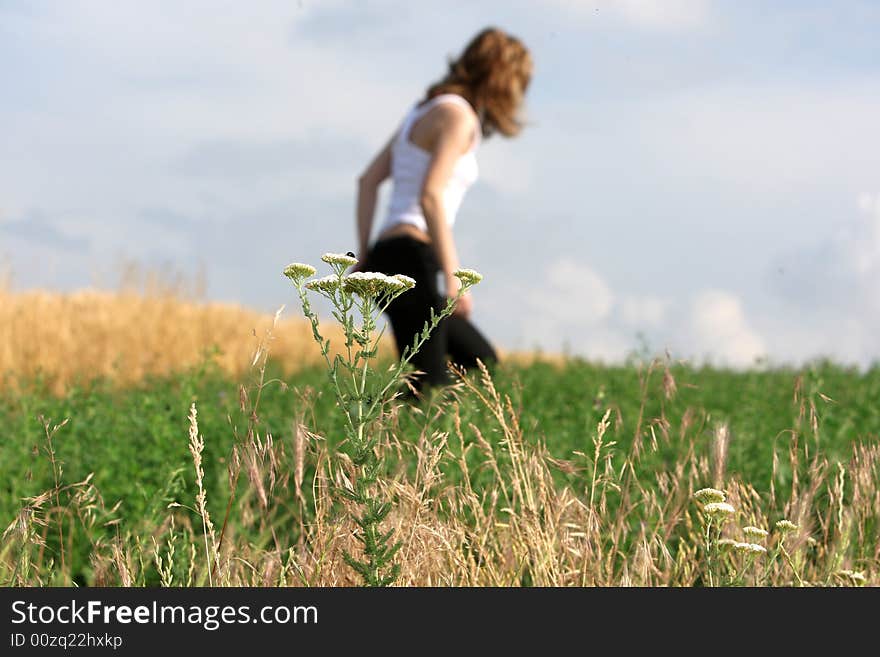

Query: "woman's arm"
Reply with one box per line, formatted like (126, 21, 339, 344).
(355, 135, 395, 266)
(419, 104, 478, 318)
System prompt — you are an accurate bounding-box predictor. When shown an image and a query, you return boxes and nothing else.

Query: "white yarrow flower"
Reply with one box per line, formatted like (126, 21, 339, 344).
(304, 275, 341, 294)
(321, 252, 358, 268)
(703, 502, 735, 517)
(383, 276, 406, 291)
(717, 539, 738, 549)
(733, 542, 767, 555)
(283, 262, 317, 281)
(743, 526, 769, 540)
(392, 274, 416, 290)
(775, 519, 798, 533)
(343, 272, 404, 298)
(694, 488, 726, 504)
(453, 268, 483, 286)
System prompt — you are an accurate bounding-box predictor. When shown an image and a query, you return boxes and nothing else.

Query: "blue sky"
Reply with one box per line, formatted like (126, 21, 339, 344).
(2, 1, 880, 367)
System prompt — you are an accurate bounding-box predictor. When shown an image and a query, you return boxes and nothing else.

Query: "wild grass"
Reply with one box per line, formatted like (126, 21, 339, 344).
(2, 354, 877, 586)
(1, 284, 877, 586)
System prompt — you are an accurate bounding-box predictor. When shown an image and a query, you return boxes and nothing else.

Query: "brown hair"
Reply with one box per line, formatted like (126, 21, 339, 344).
(425, 27, 532, 138)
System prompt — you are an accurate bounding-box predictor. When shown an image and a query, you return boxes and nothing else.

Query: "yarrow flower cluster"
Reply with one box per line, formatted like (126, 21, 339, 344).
(453, 268, 483, 287)
(775, 519, 798, 533)
(321, 252, 358, 268)
(283, 262, 317, 282)
(343, 272, 406, 298)
(693, 488, 726, 504)
(703, 502, 735, 518)
(392, 274, 416, 290)
(733, 542, 768, 555)
(304, 275, 341, 295)
(743, 526, 769, 540)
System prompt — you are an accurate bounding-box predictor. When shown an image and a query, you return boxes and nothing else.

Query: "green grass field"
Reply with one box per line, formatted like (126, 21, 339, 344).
(3, 355, 879, 585)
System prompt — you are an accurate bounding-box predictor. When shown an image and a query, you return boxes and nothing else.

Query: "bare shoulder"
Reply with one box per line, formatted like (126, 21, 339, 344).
(411, 98, 478, 153)
(425, 101, 479, 149)
(427, 101, 478, 129)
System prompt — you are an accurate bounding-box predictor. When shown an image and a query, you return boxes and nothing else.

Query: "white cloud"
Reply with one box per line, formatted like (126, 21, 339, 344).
(851, 192, 880, 276)
(518, 263, 768, 367)
(526, 258, 614, 324)
(521, 316, 633, 362)
(762, 192, 880, 366)
(515, 258, 630, 360)
(771, 192, 880, 313)
(681, 290, 765, 367)
(620, 295, 669, 328)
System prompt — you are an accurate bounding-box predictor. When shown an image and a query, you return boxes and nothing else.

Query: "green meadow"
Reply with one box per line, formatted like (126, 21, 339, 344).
(2, 356, 878, 585)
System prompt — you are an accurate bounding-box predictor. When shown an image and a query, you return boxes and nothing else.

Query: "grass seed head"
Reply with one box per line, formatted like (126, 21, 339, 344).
(837, 570, 866, 584)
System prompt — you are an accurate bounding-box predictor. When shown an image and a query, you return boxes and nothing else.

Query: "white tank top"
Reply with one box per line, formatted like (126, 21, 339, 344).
(378, 94, 480, 236)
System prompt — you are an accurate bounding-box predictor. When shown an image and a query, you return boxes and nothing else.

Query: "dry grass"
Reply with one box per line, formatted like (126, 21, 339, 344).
(0, 286, 383, 395)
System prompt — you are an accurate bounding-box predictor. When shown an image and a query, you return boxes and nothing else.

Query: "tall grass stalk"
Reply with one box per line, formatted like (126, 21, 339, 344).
(185, 402, 219, 585)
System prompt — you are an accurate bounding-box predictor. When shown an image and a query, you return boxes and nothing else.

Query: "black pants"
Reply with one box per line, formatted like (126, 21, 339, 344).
(363, 235, 497, 389)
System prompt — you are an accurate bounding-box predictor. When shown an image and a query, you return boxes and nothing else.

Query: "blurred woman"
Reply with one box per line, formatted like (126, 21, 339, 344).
(356, 27, 532, 394)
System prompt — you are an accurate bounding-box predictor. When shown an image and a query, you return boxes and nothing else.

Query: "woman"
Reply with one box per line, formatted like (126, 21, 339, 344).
(356, 27, 532, 394)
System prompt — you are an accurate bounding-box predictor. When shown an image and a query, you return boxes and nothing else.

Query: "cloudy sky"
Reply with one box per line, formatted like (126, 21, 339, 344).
(3, 0, 879, 367)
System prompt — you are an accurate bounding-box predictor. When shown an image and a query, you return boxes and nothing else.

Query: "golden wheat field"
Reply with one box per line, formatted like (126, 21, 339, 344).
(0, 286, 382, 394)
